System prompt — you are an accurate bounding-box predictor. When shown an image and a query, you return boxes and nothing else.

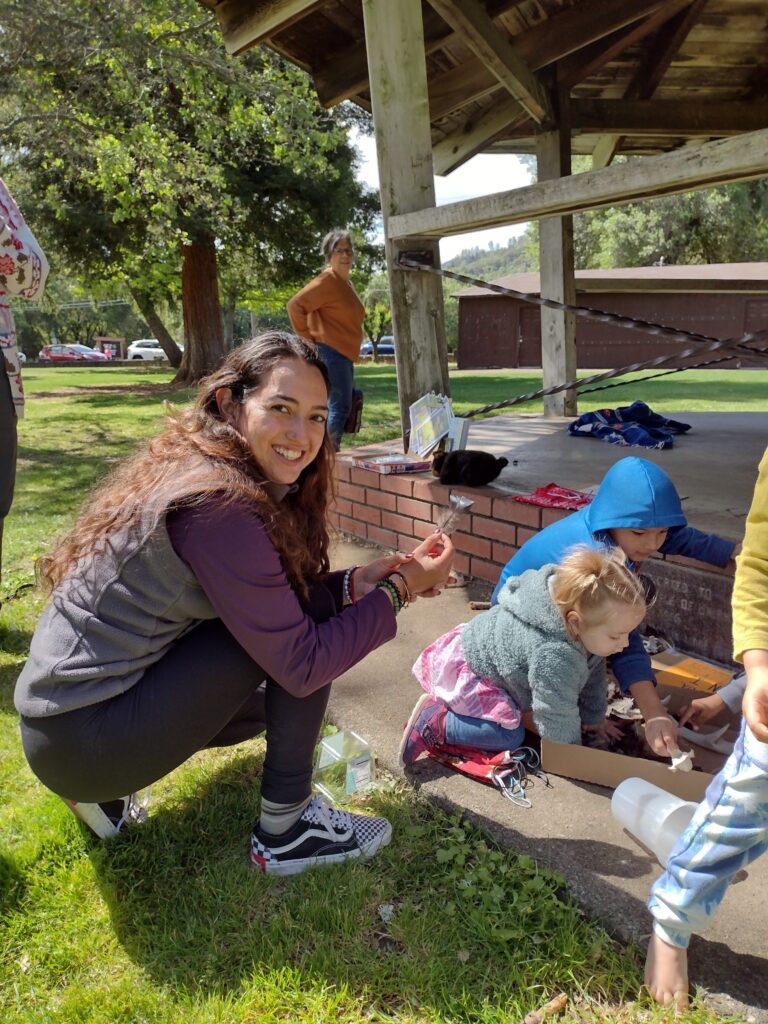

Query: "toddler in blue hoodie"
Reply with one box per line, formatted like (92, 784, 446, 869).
(493, 457, 738, 757)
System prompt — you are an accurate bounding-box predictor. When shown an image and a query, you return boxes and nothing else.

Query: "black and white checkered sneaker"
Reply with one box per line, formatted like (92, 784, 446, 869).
(250, 795, 392, 876)
(63, 793, 150, 839)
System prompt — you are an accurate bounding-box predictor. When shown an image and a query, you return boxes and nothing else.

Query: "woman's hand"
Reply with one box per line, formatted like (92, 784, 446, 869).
(396, 531, 455, 598)
(354, 552, 413, 600)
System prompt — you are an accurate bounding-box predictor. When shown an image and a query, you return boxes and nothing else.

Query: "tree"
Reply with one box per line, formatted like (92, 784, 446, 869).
(519, 155, 768, 269)
(361, 271, 392, 359)
(572, 181, 768, 268)
(0, 0, 379, 381)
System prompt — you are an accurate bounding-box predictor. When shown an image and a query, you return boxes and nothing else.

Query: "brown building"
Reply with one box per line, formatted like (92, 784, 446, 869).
(456, 263, 768, 369)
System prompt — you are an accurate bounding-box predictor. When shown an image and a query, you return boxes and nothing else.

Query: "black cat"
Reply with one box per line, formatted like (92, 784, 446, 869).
(432, 450, 509, 487)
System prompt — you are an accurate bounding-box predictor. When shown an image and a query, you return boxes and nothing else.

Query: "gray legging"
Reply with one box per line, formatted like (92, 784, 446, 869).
(0, 369, 18, 576)
(19, 586, 337, 806)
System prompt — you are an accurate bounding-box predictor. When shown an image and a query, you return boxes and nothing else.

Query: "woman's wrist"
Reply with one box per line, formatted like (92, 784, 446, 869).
(376, 574, 407, 613)
(342, 566, 359, 606)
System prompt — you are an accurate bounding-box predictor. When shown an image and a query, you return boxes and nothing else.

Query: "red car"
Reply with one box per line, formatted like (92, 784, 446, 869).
(38, 344, 109, 363)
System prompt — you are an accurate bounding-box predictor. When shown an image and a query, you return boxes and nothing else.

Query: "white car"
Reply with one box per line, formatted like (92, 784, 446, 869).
(127, 338, 168, 361)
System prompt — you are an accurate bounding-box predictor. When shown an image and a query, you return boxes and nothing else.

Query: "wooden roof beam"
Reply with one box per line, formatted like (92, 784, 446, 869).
(313, 5, 451, 108)
(558, 0, 694, 88)
(389, 129, 768, 239)
(510, 0, 672, 69)
(572, 99, 768, 136)
(592, 0, 705, 167)
(430, 0, 687, 171)
(315, 0, 678, 112)
(433, 94, 531, 175)
(312, 0, 521, 108)
(206, 0, 323, 56)
(428, 0, 692, 121)
(425, 0, 552, 124)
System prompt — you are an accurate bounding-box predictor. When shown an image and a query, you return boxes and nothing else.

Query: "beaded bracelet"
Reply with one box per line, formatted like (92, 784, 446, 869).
(388, 570, 411, 607)
(376, 577, 403, 614)
(343, 565, 359, 606)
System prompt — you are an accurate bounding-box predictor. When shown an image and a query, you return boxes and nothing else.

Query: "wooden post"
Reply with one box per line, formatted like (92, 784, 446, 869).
(362, 0, 450, 449)
(536, 87, 577, 418)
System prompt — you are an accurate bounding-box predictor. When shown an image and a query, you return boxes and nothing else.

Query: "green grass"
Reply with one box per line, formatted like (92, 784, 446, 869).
(1, 365, 759, 1022)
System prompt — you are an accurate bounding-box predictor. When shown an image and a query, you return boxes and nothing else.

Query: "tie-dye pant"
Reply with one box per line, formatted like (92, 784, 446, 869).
(648, 719, 768, 948)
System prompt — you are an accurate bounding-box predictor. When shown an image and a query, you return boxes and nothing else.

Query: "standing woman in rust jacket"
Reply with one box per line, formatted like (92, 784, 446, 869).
(287, 229, 364, 450)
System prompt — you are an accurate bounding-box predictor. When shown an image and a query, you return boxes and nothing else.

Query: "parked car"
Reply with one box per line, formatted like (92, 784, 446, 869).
(38, 344, 109, 363)
(360, 335, 395, 358)
(127, 338, 168, 361)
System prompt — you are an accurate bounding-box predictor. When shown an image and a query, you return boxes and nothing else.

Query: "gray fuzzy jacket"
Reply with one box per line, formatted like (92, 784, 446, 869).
(461, 564, 606, 744)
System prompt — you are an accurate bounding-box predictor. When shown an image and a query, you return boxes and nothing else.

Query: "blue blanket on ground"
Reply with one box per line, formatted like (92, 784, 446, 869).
(567, 401, 691, 450)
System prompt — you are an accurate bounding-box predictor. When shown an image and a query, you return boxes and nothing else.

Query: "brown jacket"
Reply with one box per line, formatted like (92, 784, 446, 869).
(287, 267, 365, 362)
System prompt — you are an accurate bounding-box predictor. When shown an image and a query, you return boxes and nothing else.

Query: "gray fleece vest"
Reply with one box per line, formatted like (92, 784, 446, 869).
(15, 517, 216, 717)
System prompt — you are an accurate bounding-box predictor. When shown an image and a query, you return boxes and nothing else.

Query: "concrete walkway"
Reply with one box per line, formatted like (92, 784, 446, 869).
(329, 537, 768, 1023)
(464, 411, 768, 543)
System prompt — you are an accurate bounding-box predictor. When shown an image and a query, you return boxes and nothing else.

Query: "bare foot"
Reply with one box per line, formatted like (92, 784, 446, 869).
(645, 932, 689, 1010)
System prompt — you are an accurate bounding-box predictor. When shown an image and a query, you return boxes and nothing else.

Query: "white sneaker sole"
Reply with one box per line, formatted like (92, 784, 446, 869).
(397, 692, 434, 766)
(251, 820, 392, 876)
(64, 800, 119, 840)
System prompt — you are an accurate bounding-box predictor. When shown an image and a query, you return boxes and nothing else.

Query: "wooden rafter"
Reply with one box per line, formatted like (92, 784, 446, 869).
(207, 0, 322, 56)
(388, 129, 768, 239)
(428, 0, 693, 122)
(572, 99, 768, 137)
(425, 0, 552, 124)
(592, 0, 706, 167)
(312, 0, 522, 108)
(558, 0, 694, 88)
(429, 0, 685, 173)
(508, 0, 672, 68)
(433, 95, 530, 176)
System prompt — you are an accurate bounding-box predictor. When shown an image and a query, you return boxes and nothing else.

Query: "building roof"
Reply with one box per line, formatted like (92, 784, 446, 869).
(201, 0, 768, 173)
(455, 262, 768, 297)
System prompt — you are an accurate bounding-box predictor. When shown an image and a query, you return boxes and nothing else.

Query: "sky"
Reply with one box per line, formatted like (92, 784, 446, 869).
(352, 130, 532, 263)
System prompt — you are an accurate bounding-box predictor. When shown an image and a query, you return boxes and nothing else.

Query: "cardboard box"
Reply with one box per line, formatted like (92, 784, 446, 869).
(541, 685, 736, 802)
(650, 651, 732, 693)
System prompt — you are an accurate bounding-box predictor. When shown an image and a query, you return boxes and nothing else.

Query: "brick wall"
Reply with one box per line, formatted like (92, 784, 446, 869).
(331, 456, 571, 584)
(331, 456, 735, 661)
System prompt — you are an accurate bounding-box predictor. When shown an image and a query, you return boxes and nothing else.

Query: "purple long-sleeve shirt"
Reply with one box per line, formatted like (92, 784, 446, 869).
(167, 500, 396, 698)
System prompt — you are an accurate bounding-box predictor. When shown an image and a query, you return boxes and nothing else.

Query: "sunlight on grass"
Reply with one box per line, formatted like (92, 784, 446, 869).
(0, 365, 755, 1023)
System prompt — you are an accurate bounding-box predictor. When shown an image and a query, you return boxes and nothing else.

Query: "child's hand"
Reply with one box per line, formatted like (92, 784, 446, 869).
(644, 715, 680, 757)
(679, 693, 727, 730)
(741, 651, 768, 742)
(583, 719, 624, 743)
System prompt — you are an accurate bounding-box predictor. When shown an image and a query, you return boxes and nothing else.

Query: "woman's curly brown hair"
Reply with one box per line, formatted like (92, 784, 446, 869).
(38, 332, 336, 597)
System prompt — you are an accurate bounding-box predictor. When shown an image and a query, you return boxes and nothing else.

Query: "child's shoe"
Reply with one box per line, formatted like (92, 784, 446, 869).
(64, 792, 150, 839)
(250, 795, 391, 876)
(398, 694, 447, 766)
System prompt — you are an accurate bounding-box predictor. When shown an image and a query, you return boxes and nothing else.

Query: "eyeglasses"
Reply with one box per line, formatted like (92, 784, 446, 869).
(333, 247, 354, 256)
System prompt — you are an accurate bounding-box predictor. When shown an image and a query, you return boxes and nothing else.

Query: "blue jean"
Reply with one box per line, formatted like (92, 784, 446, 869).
(315, 343, 353, 450)
(648, 718, 768, 948)
(445, 710, 526, 752)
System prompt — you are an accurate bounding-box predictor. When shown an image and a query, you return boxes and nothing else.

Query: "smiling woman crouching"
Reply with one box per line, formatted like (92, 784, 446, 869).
(14, 332, 454, 875)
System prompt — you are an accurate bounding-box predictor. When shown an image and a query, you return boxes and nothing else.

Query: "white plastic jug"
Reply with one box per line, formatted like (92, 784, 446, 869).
(611, 777, 698, 866)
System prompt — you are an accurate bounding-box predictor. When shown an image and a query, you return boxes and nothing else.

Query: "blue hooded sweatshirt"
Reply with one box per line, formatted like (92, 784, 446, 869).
(491, 457, 735, 690)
